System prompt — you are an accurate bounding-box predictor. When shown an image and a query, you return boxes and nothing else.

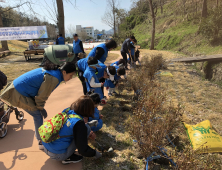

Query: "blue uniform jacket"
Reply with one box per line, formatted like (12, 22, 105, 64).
(13, 68, 63, 98)
(42, 109, 83, 154)
(89, 107, 103, 132)
(83, 67, 104, 99)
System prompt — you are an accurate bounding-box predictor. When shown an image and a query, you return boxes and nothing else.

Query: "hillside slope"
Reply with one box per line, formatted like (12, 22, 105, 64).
(132, 1, 222, 56)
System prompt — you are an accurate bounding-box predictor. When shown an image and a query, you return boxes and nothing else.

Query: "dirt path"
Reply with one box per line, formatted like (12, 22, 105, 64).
(0, 51, 122, 170)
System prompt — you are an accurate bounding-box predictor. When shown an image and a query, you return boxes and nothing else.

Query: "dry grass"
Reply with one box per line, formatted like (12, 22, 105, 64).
(84, 49, 222, 169)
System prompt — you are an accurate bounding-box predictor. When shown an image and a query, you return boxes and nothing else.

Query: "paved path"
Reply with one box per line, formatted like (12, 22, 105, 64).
(0, 51, 122, 170)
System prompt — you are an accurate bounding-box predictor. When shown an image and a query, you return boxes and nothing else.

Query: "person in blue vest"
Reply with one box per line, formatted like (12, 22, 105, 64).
(121, 36, 135, 69)
(58, 34, 65, 45)
(0, 60, 76, 149)
(104, 66, 126, 96)
(88, 93, 103, 132)
(111, 59, 126, 67)
(83, 57, 116, 102)
(73, 33, 85, 61)
(42, 96, 102, 164)
(127, 39, 137, 68)
(86, 39, 117, 63)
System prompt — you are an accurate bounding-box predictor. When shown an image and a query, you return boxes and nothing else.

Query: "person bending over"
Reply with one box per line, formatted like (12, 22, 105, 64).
(88, 93, 103, 132)
(0, 61, 76, 149)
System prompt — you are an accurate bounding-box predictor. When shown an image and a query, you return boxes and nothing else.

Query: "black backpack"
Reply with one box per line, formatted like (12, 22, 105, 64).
(0, 70, 7, 90)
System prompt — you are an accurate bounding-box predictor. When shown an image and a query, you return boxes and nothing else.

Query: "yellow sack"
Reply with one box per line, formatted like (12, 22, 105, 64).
(160, 72, 173, 77)
(184, 120, 222, 153)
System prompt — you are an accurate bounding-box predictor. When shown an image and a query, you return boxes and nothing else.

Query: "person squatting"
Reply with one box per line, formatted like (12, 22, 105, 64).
(0, 37, 139, 165)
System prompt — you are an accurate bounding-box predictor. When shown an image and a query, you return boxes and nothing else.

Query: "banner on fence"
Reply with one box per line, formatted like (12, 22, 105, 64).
(0, 25, 48, 41)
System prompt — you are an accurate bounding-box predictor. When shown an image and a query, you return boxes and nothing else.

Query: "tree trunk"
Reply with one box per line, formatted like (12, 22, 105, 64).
(202, 0, 207, 18)
(113, 7, 116, 37)
(56, 0, 65, 38)
(0, 11, 8, 50)
(148, 0, 155, 50)
(216, 0, 219, 7)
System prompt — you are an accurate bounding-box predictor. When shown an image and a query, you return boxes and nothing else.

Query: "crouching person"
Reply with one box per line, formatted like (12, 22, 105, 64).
(88, 93, 103, 132)
(105, 66, 126, 96)
(41, 96, 102, 164)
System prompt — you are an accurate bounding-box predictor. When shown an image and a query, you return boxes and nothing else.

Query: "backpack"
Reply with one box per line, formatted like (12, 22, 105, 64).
(38, 108, 83, 143)
(0, 70, 7, 90)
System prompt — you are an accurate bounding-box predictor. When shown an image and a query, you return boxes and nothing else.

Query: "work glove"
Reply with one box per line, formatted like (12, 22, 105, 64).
(40, 109, 47, 119)
(87, 120, 98, 127)
(94, 150, 102, 159)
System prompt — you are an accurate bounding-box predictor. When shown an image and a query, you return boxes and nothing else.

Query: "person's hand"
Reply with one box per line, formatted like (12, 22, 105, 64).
(89, 131, 96, 140)
(83, 117, 88, 123)
(40, 109, 47, 119)
(94, 150, 102, 159)
(87, 120, 98, 127)
(99, 114, 103, 119)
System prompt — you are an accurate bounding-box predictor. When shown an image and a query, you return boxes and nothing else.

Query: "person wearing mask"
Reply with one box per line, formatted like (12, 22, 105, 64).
(42, 96, 102, 164)
(120, 36, 135, 69)
(0, 61, 76, 149)
(86, 39, 117, 64)
(73, 33, 85, 61)
(58, 34, 65, 45)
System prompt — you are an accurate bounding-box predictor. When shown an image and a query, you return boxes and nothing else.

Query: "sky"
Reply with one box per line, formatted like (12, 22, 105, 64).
(3, 0, 133, 31)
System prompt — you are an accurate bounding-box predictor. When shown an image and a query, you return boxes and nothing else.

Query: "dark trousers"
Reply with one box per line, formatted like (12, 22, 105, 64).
(121, 51, 128, 68)
(74, 53, 80, 63)
(77, 69, 87, 95)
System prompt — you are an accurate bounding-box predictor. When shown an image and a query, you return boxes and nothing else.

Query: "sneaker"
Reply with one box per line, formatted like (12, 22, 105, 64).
(62, 154, 83, 165)
(38, 141, 44, 150)
(112, 91, 118, 96)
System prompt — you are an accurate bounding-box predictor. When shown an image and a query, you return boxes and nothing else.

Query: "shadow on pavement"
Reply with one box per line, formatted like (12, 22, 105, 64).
(0, 119, 34, 153)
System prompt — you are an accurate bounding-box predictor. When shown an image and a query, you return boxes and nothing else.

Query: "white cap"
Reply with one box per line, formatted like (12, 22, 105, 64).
(107, 67, 115, 81)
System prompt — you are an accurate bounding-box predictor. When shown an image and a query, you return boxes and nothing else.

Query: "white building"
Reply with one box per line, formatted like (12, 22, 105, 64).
(76, 25, 94, 39)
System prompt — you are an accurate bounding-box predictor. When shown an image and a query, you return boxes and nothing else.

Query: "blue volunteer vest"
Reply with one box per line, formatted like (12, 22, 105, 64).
(104, 66, 120, 88)
(87, 43, 108, 63)
(77, 58, 88, 72)
(96, 62, 107, 79)
(89, 107, 100, 121)
(13, 68, 63, 98)
(111, 61, 119, 66)
(42, 109, 83, 154)
(129, 42, 135, 56)
(58, 37, 65, 45)
(73, 39, 82, 54)
(83, 67, 104, 99)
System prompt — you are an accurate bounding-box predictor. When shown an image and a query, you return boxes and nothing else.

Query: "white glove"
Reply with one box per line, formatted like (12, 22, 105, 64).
(94, 150, 102, 159)
(87, 120, 98, 127)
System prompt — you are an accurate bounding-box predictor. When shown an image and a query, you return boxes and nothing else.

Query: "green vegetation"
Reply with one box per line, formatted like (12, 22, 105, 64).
(118, 0, 222, 55)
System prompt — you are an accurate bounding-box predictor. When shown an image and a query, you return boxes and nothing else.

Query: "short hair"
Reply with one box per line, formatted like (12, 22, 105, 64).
(89, 93, 101, 105)
(87, 57, 98, 65)
(118, 59, 126, 66)
(130, 36, 135, 40)
(117, 67, 125, 75)
(105, 66, 116, 75)
(105, 39, 117, 49)
(59, 34, 62, 37)
(70, 96, 94, 118)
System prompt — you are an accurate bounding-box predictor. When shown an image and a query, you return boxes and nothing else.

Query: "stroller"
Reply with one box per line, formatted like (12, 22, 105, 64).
(39, 45, 75, 66)
(0, 99, 24, 138)
(0, 70, 24, 138)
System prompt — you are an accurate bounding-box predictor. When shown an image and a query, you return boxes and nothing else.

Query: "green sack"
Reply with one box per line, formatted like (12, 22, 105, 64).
(38, 108, 82, 143)
(44, 45, 75, 65)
